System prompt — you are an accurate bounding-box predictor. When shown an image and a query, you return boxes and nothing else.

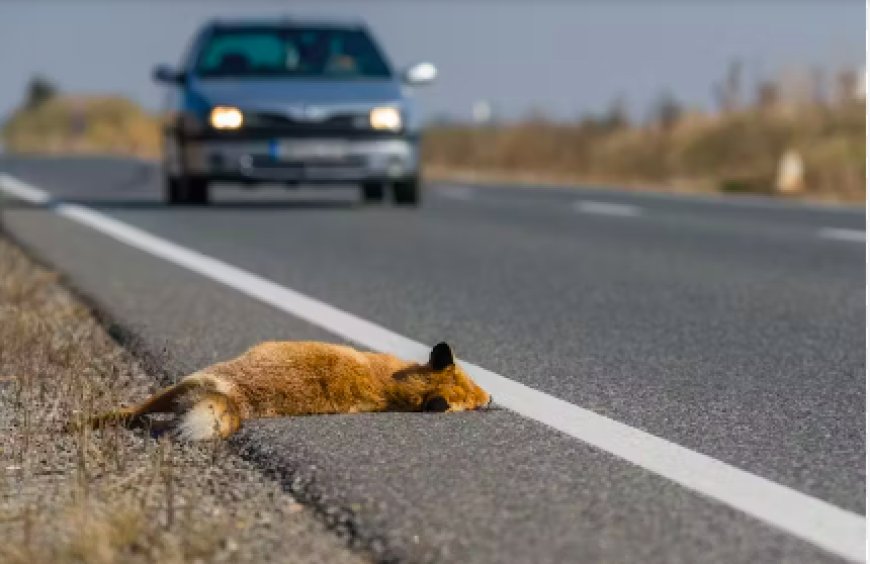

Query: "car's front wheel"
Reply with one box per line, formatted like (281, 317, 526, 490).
(166, 175, 209, 205)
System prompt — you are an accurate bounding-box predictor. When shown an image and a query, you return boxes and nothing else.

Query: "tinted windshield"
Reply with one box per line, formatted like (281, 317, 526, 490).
(195, 27, 392, 79)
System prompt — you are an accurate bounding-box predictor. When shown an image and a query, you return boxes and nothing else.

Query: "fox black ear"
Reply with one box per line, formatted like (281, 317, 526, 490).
(429, 342, 455, 371)
(423, 395, 450, 412)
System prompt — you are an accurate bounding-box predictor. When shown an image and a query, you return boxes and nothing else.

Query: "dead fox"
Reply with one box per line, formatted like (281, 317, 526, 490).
(84, 341, 491, 440)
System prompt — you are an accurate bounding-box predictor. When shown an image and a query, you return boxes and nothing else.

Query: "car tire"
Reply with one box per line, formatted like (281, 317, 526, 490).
(165, 174, 184, 205)
(166, 175, 209, 205)
(186, 177, 210, 205)
(361, 182, 385, 203)
(393, 178, 419, 206)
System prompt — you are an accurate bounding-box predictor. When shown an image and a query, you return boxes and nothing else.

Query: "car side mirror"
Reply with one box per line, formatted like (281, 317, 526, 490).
(153, 64, 186, 84)
(403, 62, 437, 86)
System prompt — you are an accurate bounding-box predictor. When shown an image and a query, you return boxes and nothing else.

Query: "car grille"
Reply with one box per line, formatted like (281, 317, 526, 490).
(244, 111, 369, 134)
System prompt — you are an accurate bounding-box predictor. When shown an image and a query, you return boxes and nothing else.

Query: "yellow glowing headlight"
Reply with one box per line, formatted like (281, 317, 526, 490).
(209, 106, 243, 130)
(370, 107, 402, 131)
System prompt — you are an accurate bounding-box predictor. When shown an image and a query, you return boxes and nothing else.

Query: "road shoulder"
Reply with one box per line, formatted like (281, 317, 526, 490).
(0, 235, 369, 564)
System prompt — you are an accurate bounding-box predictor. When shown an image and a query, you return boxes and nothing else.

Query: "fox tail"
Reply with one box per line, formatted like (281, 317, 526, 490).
(70, 378, 241, 440)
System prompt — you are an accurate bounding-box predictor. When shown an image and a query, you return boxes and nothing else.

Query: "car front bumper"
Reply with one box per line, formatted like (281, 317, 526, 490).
(170, 136, 419, 183)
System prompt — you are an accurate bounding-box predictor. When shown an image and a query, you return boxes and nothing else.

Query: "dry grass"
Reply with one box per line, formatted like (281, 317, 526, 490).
(1, 95, 161, 159)
(0, 237, 366, 564)
(423, 100, 866, 203)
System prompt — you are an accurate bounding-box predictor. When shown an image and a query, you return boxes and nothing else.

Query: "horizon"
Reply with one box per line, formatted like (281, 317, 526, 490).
(0, 0, 864, 123)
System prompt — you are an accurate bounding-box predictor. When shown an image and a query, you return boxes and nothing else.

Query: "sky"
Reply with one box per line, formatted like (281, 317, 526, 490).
(0, 0, 864, 123)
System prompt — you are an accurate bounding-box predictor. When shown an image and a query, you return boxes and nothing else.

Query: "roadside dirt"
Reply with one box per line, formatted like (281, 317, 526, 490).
(0, 235, 368, 564)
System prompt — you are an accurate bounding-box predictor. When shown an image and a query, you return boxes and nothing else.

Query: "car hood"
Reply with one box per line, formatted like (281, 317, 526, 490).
(189, 77, 404, 111)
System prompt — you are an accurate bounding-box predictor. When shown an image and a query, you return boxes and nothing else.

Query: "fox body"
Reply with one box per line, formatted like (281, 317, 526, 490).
(88, 341, 490, 440)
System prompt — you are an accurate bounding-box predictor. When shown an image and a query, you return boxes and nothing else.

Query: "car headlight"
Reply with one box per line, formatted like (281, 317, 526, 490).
(370, 107, 402, 131)
(209, 106, 243, 130)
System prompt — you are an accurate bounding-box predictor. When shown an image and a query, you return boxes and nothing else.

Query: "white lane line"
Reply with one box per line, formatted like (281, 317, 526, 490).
(0, 174, 51, 204)
(818, 227, 865, 243)
(574, 200, 641, 217)
(0, 172, 864, 562)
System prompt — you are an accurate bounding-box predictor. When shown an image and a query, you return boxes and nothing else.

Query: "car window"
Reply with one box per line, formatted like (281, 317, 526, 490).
(195, 27, 392, 79)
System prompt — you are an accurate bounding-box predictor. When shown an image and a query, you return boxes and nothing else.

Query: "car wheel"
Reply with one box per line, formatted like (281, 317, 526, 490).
(186, 177, 210, 205)
(165, 175, 184, 205)
(167, 175, 209, 205)
(393, 178, 419, 206)
(361, 182, 385, 203)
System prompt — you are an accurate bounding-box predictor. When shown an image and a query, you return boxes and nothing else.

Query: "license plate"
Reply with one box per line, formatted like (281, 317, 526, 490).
(275, 140, 349, 160)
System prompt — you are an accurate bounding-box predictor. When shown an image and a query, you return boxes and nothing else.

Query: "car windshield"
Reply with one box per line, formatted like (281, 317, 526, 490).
(195, 27, 392, 79)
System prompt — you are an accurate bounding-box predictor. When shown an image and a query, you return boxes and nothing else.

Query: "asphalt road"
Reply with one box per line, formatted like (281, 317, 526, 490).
(0, 156, 864, 563)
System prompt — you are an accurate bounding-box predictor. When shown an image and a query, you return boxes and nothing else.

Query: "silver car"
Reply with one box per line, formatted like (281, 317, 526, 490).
(153, 18, 436, 205)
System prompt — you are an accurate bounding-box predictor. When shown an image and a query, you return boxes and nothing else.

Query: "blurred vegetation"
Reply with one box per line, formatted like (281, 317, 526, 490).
(23, 76, 59, 110)
(2, 66, 864, 202)
(2, 77, 160, 159)
(424, 66, 866, 203)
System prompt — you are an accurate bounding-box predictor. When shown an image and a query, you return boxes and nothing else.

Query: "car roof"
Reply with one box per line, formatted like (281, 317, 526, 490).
(206, 17, 367, 31)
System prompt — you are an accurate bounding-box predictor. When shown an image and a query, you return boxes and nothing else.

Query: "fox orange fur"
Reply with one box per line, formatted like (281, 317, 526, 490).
(85, 341, 491, 440)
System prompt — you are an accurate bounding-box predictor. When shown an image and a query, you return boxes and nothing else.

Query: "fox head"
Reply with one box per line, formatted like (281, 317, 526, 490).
(394, 342, 491, 412)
